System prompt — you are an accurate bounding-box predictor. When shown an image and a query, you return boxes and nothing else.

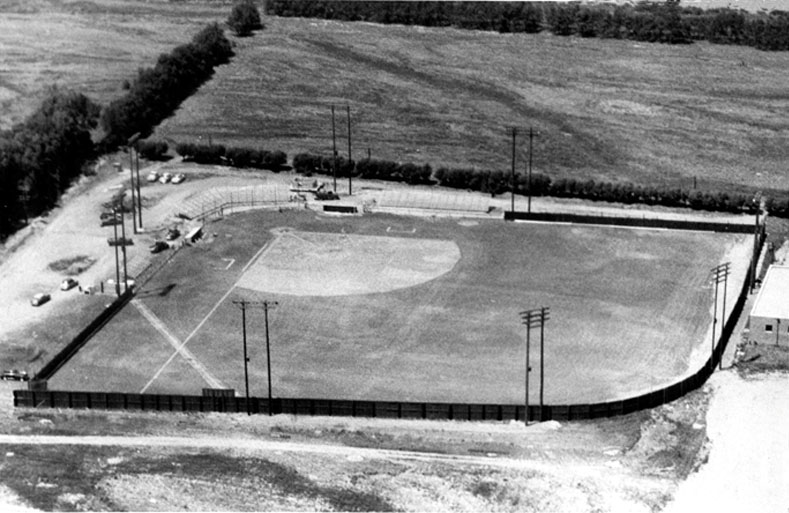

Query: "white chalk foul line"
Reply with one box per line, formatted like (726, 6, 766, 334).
(133, 300, 226, 392)
(140, 235, 279, 394)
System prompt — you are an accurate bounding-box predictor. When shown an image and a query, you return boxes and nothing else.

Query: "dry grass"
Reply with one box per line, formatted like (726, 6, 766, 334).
(0, 0, 228, 129)
(3, 1, 789, 195)
(157, 15, 789, 194)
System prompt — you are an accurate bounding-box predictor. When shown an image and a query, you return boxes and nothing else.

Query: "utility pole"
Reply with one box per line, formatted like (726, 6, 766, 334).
(331, 105, 338, 193)
(128, 154, 137, 234)
(119, 207, 128, 293)
(232, 299, 279, 416)
(510, 127, 517, 215)
(347, 105, 352, 196)
(128, 133, 142, 232)
(710, 263, 731, 371)
(520, 306, 550, 423)
(233, 300, 251, 415)
(111, 208, 121, 297)
(751, 193, 761, 294)
(135, 143, 142, 230)
(527, 127, 538, 214)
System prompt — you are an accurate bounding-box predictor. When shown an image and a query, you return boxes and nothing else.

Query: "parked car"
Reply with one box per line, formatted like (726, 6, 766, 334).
(159, 173, 172, 184)
(165, 228, 180, 241)
(0, 369, 29, 381)
(100, 215, 121, 227)
(171, 173, 186, 184)
(99, 211, 120, 220)
(149, 241, 169, 254)
(146, 170, 159, 182)
(60, 278, 78, 291)
(106, 278, 136, 289)
(107, 237, 134, 247)
(31, 293, 50, 306)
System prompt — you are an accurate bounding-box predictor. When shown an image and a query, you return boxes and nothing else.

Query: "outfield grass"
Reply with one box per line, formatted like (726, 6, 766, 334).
(53, 209, 750, 404)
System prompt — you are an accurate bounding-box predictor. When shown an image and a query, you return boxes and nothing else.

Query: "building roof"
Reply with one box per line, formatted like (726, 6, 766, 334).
(751, 265, 789, 319)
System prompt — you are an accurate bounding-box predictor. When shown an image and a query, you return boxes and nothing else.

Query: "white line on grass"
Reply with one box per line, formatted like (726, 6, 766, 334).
(141, 235, 280, 394)
(133, 300, 226, 391)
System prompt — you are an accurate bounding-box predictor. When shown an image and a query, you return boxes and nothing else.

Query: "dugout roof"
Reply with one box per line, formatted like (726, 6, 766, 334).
(751, 264, 789, 320)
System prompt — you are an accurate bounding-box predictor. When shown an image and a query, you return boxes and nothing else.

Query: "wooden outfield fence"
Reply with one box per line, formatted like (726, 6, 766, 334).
(504, 211, 756, 233)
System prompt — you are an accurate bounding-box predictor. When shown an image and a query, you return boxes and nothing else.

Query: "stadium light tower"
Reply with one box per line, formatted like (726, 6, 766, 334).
(520, 306, 550, 423)
(526, 127, 539, 214)
(710, 262, 731, 372)
(331, 105, 338, 193)
(510, 127, 517, 215)
(232, 299, 279, 416)
(128, 132, 143, 232)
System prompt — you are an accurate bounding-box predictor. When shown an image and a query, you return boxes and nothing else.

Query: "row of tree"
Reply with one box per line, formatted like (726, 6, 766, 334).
(99, 23, 234, 149)
(0, 88, 100, 237)
(291, 151, 767, 216)
(176, 142, 288, 171)
(266, 0, 789, 50)
(0, 19, 238, 239)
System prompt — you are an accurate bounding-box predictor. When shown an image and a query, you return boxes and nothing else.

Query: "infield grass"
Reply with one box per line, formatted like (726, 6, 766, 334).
(53, 209, 751, 404)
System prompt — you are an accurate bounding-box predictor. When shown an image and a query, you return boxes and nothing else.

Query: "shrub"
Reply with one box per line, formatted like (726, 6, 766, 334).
(137, 140, 169, 161)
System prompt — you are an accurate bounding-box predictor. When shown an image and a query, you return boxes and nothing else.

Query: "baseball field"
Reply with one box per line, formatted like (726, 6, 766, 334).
(48, 207, 752, 405)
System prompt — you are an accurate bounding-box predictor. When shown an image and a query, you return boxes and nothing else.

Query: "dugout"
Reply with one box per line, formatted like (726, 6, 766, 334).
(747, 264, 789, 345)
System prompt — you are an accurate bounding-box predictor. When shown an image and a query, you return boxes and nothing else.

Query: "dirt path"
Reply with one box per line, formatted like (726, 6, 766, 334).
(664, 370, 789, 513)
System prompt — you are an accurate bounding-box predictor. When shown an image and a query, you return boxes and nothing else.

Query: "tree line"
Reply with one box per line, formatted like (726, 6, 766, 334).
(176, 142, 287, 171)
(266, 0, 789, 50)
(0, 21, 236, 239)
(292, 151, 772, 216)
(99, 23, 234, 149)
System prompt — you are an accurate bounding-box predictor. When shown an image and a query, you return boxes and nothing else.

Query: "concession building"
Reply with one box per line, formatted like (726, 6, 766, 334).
(748, 264, 789, 345)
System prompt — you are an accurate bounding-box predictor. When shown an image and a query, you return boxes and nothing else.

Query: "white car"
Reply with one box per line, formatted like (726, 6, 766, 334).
(146, 171, 159, 182)
(171, 173, 186, 184)
(159, 173, 172, 184)
(60, 278, 78, 291)
(106, 278, 136, 289)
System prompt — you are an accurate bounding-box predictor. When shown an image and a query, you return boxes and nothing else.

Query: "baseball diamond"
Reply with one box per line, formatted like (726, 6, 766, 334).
(47, 207, 752, 405)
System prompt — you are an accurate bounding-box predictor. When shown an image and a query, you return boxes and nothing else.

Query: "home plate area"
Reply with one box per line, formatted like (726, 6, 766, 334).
(237, 229, 461, 296)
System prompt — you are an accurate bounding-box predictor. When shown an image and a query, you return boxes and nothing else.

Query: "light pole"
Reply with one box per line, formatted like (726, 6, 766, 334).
(111, 207, 121, 297)
(510, 127, 517, 215)
(331, 105, 338, 193)
(520, 306, 550, 423)
(710, 262, 731, 372)
(232, 299, 279, 416)
(750, 192, 762, 293)
(347, 105, 353, 195)
(527, 127, 538, 214)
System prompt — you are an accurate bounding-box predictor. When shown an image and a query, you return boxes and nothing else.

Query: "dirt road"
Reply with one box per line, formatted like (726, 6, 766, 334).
(664, 371, 789, 513)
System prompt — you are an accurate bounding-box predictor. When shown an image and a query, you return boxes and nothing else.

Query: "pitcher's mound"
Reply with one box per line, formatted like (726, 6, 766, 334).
(238, 230, 461, 296)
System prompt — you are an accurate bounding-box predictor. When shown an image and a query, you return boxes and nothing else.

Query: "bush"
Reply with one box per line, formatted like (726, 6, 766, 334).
(137, 140, 169, 161)
(228, 0, 264, 37)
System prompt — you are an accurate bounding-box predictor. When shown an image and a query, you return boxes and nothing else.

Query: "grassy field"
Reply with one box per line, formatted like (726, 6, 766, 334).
(2, 1, 789, 195)
(156, 14, 789, 194)
(50, 209, 749, 404)
(0, 0, 230, 129)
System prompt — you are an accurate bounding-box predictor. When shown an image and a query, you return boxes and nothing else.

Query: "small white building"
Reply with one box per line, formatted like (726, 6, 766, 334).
(748, 264, 789, 345)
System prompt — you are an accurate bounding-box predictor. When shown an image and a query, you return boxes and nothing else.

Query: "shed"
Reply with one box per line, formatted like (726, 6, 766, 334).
(748, 264, 789, 345)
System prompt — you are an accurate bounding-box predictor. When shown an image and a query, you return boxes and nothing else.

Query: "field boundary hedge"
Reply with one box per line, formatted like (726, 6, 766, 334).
(17, 218, 764, 421)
